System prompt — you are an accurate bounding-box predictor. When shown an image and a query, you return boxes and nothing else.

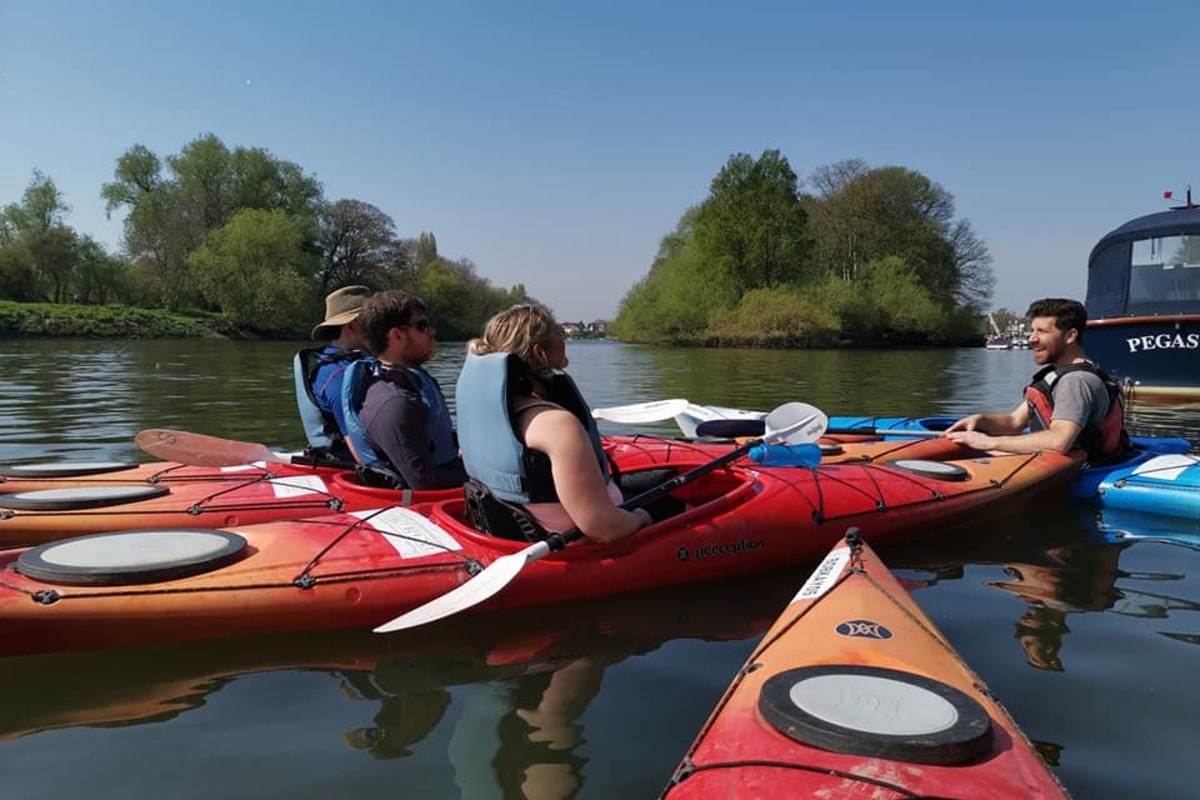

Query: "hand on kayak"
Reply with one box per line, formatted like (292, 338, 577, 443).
(945, 429, 995, 450)
(944, 414, 983, 433)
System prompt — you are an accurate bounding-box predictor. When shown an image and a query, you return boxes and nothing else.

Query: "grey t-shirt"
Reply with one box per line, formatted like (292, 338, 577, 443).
(1050, 370, 1109, 429)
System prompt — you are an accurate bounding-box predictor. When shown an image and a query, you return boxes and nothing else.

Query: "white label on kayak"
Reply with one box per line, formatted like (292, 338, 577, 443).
(221, 462, 268, 473)
(353, 507, 463, 557)
(268, 475, 328, 497)
(1132, 454, 1199, 481)
(792, 547, 850, 603)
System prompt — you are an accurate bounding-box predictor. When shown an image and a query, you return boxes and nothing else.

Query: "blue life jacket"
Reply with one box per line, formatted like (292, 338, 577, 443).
(292, 346, 363, 456)
(455, 352, 609, 503)
(339, 357, 458, 473)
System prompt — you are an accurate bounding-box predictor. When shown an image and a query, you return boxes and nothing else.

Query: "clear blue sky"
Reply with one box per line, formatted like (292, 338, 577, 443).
(3, 0, 1198, 321)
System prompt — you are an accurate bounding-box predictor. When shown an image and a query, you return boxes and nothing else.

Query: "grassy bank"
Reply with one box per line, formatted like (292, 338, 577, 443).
(0, 301, 245, 339)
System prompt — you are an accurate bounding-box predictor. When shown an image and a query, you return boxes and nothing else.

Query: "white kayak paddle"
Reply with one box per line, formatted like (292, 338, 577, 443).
(373, 401, 829, 634)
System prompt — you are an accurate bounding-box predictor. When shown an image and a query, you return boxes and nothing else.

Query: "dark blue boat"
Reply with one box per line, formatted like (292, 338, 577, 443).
(1085, 191, 1200, 401)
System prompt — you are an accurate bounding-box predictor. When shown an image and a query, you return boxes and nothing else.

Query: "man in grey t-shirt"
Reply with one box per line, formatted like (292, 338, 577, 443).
(945, 298, 1126, 459)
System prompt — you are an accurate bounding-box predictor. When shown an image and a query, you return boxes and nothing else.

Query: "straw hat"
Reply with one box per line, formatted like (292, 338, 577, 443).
(311, 285, 371, 340)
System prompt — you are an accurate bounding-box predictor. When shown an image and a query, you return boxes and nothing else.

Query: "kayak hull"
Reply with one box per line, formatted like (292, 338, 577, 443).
(0, 440, 1082, 656)
(661, 533, 1070, 799)
(1092, 452, 1200, 517)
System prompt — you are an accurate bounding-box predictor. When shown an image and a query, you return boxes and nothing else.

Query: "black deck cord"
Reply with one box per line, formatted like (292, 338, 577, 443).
(1, 472, 344, 520)
(666, 758, 935, 798)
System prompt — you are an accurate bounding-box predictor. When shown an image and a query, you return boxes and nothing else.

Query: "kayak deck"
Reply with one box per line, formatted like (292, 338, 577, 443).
(662, 531, 1070, 799)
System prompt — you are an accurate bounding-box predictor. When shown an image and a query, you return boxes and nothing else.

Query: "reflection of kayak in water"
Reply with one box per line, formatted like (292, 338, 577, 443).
(0, 438, 1082, 656)
(663, 531, 1069, 799)
(0, 568, 799, 745)
(1082, 505, 1200, 551)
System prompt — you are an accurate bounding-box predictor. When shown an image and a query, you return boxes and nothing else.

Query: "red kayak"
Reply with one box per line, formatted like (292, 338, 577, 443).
(0, 458, 333, 495)
(0, 436, 991, 544)
(661, 530, 1070, 799)
(0, 439, 1082, 656)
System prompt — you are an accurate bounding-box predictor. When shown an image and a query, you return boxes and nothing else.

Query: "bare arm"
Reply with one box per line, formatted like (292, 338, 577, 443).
(520, 407, 649, 543)
(946, 418, 1081, 454)
(944, 400, 1030, 435)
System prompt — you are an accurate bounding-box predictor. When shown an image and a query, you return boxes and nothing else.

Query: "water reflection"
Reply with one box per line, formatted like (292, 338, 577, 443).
(0, 567, 797, 797)
(891, 506, 1200, 674)
(0, 338, 1198, 800)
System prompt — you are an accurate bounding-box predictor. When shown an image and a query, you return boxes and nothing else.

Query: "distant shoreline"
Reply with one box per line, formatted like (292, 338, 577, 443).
(0, 301, 251, 339)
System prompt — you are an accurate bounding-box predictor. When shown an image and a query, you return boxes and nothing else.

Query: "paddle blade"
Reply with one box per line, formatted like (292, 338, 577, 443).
(673, 403, 766, 437)
(374, 541, 553, 633)
(134, 429, 287, 467)
(695, 418, 766, 439)
(764, 402, 829, 444)
(591, 398, 690, 425)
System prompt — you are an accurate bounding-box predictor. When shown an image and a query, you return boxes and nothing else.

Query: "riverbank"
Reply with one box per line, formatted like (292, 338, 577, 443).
(0, 301, 256, 339)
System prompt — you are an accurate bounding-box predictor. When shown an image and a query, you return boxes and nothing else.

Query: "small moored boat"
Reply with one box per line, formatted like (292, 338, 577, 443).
(1085, 189, 1200, 402)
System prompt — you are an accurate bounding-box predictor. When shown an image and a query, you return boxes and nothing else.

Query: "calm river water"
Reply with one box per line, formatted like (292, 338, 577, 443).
(0, 338, 1197, 799)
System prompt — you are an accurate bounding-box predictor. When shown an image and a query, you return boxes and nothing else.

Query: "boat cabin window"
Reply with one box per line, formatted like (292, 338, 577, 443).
(1127, 235, 1200, 312)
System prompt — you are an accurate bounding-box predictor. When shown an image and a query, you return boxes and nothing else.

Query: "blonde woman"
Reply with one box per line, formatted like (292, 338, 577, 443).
(455, 304, 652, 543)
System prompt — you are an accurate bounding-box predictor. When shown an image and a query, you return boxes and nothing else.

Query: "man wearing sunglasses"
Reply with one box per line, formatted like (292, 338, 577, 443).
(340, 290, 467, 490)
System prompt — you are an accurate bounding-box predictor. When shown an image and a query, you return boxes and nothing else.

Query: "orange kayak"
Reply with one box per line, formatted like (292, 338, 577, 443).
(0, 437, 1005, 544)
(661, 531, 1070, 799)
(0, 442, 1081, 656)
(0, 456, 344, 495)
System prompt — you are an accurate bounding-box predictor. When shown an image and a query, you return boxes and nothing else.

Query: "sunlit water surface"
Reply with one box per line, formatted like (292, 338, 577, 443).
(0, 339, 1197, 799)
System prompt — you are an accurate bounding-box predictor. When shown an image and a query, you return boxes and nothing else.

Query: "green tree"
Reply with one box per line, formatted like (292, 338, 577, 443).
(27, 228, 78, 303)
(0, 245, 38, 300)
(102, 134, 324, 310)
(693, 150, 813, 295)
(316, 199, 408, 292)
(1, 169, 71, 242)
(187, 208, 314, 331)
(803, 160, 993, 309)
(74, 236, 131, 305)
(416, 231, 438, 270)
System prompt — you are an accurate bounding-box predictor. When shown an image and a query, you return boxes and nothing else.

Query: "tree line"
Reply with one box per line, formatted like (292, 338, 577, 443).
(3, 137, 997, 345)
(0, 135, 528, 339)
(610, 152, 995, 346)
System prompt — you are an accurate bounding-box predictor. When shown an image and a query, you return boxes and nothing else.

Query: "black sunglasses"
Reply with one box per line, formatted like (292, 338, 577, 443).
(400, 319, 432, 332)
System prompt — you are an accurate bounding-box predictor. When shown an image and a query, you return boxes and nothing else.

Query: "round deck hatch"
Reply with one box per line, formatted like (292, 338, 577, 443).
(884, 459, 969, 481)
(758, 665, 993, 765)
(16, 529, 247, 585)
(4, 461, 139, 478)
(1, 484, 170, 511)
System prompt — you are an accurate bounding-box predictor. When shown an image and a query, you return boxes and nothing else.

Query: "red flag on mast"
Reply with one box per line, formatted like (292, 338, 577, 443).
(1164, 191, 1174, 199)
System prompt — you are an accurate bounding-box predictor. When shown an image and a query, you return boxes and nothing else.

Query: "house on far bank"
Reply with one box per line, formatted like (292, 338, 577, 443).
(563, 320, 608, 338)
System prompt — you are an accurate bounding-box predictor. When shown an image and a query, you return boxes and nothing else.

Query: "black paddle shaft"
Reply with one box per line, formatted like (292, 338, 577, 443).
(541, 435, 765, 553)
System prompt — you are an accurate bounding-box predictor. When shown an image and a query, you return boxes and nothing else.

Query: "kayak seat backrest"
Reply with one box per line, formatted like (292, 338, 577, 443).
(463, 479, 551, 542)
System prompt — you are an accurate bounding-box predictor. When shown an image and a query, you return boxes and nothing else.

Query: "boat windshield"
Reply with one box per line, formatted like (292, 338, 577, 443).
(1127, 234, 1200, 312)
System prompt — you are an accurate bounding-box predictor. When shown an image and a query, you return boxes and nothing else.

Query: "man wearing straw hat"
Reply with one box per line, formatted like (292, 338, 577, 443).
(294, 285, 372, 459)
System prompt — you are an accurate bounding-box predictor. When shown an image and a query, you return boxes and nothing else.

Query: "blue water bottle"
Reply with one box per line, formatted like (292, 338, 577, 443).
(748, 443, 822, 467)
